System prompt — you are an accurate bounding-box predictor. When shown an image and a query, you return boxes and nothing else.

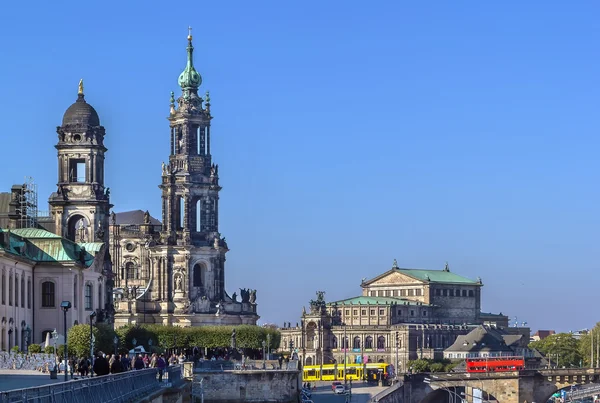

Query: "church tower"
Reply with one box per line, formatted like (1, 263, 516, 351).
(158, 28, 227, 306)
(49, 81, 112, 244)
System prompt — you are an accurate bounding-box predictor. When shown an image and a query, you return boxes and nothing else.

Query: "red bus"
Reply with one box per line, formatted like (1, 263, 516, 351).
(466, 356, 525, 373)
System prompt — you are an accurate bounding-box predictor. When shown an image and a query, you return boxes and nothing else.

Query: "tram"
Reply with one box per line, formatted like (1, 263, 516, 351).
(302, 363, 395, 385)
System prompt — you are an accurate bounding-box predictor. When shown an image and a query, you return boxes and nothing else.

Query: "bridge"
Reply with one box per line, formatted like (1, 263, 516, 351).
(370, 368, 600, 403)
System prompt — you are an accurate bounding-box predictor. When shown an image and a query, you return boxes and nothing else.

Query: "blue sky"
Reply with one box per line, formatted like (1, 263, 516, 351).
(1, 1, 599, 333)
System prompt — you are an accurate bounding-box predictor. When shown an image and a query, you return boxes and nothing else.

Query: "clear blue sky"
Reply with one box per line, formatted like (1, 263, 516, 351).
(1, 1, 598, 333)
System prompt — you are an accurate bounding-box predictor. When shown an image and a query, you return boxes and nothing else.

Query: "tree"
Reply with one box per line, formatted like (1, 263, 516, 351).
(578, 322, 600, 367)
(28, 344, 42, 353)
(529, 333, 582, 368)
(408, 359, 431, 373)
(67, 324, 100, 358)
(44, 346, 54, 354)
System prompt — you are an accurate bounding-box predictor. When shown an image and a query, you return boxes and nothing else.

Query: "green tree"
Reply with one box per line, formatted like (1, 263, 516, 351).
(529, 333, 582, 368)
(67, 324, 99, 358)
(94, 323, 117, 355)
(44, 346, 54, 354)
(28, 344, 42, 353)
(578, 322, 600, 367)
(408, 359, 431, 373)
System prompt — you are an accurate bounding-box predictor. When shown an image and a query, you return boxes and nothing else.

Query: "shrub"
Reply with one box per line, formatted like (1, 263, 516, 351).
(44, 346, 55, 354)
(11, 346, 20, 354)
(28, 344, 42, 353)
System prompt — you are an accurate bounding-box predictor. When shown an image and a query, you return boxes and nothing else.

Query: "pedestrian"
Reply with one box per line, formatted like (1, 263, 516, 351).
(93, 352, 110, 376)
(110, 355, 123, 374)
(134, 355, 145, 370)
(78, 356, 88, 377)
(157, 354, 167, 382)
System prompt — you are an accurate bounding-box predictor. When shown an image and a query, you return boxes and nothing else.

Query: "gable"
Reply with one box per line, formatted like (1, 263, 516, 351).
(368, 271, 424, 286)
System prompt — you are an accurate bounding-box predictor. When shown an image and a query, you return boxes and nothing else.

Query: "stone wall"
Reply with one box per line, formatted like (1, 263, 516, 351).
(194, 370, 301, 403)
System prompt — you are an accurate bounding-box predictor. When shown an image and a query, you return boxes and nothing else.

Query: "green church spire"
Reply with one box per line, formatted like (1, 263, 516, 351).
(178, 27, 202, 91)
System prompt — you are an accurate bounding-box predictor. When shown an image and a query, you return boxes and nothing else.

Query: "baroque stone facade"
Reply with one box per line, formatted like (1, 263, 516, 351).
(279, 261, 510, 373)
(111, 31, 258, 328)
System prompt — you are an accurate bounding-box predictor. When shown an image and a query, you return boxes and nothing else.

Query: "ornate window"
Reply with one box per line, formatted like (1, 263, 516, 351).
(365, 336, 373, 349)
(41, 281, 55, 307)
(84, 283, 92, 310)
(353, 336, 361, 349)
(125, 262, 137, 280)
(332, 335, 338, 349)
(9, 274, 13, 306)
(377, 336, 386, 350)
(341, 335, 349, 349)
(20, 276, 24, 307)
(193, 263, 203, 287)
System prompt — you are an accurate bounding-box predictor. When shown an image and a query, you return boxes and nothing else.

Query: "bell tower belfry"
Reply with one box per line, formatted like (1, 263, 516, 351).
(49, 80, 112, 245)
(157, 28, 227, 307)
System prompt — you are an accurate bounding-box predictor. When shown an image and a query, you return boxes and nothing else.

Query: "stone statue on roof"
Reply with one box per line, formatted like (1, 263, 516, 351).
(392, 259, 399, 268)
(110, 211, 116, 225)
(144, 210, 151, 224)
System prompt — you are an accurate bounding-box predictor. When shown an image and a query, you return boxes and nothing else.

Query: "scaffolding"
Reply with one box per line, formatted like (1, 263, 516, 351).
(18, 177, 38, 229)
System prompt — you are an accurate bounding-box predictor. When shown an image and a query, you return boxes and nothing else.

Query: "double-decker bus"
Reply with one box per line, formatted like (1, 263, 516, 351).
(466, 356, 525, 373)
(302, 363, 395, 385)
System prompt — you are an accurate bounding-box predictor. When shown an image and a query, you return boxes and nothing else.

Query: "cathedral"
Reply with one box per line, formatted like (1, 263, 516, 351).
(109, 30, 259, 327)
(0, 29, 258, 348)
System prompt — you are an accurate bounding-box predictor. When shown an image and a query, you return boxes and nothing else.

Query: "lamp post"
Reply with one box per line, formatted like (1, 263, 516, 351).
(266, 334, 271, 360)
(7, 328, 13, 351)
(52, 329, 58, 365)
(24, 325, 31, 352)
(395, 331, 399, 379)
(262, 340, 266, 369)
(113, 336, 118, 356)
(60, 301, 72, 382)
(89, 311, 96, 377)
(342, 322, 347, 387)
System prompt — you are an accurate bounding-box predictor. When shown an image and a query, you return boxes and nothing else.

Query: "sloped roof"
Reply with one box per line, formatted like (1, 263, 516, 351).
(0, 228, 102, 267)
(533, 330, 555, 339)
(327, 296, 430, 307)
(364, 267, 480, 286)
(445, 325, 516, 353)
(113, 210, 161, 225)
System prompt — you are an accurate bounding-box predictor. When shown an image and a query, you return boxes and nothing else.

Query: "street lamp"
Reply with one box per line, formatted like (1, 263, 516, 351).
(24, 325, 31, 352)
(266, 334, 271, 360)
(342, 322, 348, 387)
(89, 311, 96, 377)
(52, 329, 58, 364)
(60, 301, 72, 382)
(395, 331, 399, 379)
(113, 336, 119, 356)
(262, 340, 266, 369)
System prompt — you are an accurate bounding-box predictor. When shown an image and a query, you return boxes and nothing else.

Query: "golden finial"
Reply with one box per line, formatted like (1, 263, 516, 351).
(78, 79, 84, 95)
(187, 26, 193, 41)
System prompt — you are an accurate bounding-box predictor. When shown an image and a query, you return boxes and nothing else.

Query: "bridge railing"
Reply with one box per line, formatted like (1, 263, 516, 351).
(0, 368, 160, 403)
(568, 383, 600, 399)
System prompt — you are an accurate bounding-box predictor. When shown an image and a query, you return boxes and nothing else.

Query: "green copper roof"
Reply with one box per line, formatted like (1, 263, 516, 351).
(178, 29, 202, 90)
(11, 228, 62, 238)
(327, 296, 430, 307)
(398, 268, 479, 284)
(0, 229, 101, 267)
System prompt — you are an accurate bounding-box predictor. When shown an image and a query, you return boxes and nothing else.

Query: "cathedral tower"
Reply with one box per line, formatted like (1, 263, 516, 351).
(158, 28, 227, 305)
(49, 81, 112, 244)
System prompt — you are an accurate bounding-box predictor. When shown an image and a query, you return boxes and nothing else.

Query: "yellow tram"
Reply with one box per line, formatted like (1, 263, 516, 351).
(302, 363, 395, 385)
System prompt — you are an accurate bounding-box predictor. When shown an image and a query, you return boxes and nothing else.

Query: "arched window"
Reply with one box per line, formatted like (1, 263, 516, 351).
(125, 262, 137, 280)
(193, 263, 203, 287)
(1, 271, 5, 304)
(73, 276, 78, 308)
(341, 335, 349, 349)
(27, 278, 31, 309)
(9, 274, 13, 306)
(41, 281, 55, 307)
(20, 276, 24, 307)
(353, 336, 361, 349)
(84, 283, 93, 310)
(332, 335, 338, 349)
(365, 336, 373, 349)
(377, 336, 386, 350)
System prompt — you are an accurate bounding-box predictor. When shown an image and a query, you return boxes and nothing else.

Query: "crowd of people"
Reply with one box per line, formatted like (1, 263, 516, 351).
(0, 352, 55, 372)
(0, 350, 186, 381)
